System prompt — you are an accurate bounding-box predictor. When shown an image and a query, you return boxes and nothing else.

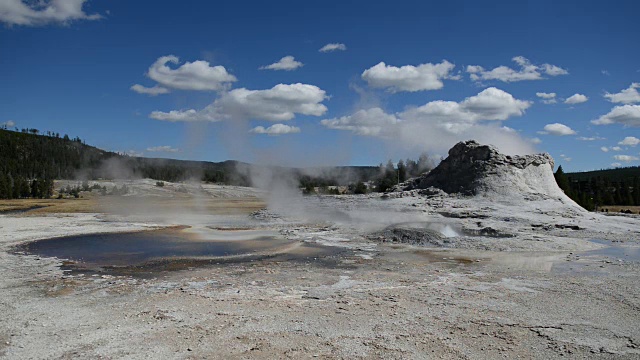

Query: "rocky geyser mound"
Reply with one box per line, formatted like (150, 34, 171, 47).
(406, 140, 570, 200)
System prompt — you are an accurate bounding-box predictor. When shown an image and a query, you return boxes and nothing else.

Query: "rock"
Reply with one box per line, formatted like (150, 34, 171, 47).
(406, 140, 556, 195)
(404, 141, 583, 213)
(368, 227, 447, 247)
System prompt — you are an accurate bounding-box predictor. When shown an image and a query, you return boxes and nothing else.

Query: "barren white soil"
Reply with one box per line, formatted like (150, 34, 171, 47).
(1, 180, 640, 359)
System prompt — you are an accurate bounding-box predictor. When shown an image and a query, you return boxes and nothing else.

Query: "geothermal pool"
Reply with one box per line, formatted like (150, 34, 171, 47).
(14, 227, 320, 270)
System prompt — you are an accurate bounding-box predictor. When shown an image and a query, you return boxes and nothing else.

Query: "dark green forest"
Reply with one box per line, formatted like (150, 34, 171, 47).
(0, 128, 381, 199)
(555, 165, 640, 211)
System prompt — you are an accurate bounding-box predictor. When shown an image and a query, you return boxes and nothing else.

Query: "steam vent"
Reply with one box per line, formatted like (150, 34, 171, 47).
(406, 140, 566, 199)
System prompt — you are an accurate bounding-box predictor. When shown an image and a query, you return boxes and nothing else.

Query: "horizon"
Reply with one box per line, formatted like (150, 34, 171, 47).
(1, 1, 639, 172)
(5, 126, 639, 175)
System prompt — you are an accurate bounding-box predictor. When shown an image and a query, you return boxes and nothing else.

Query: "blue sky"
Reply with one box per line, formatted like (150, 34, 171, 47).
(1, 0, 639, 171)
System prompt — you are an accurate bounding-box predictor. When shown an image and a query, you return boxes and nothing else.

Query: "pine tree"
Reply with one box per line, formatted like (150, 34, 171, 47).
(554, 166, 571, 196)
(633, 176, 640, 206)
(0, 173, 8, 199)
(397, 160, 406, 183)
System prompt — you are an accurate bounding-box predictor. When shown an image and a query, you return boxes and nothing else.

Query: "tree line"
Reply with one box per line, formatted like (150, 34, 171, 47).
(0, 128, 387, 198)
(0, 176, 53, 199)
(555, 165, 640, 211)
(375, 154, 435, 192)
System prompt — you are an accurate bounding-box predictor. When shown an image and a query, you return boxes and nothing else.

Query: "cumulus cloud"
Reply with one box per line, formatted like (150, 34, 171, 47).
(536, 92, 556, 99)
(541, 63, 569, 76)
(564, 93, 588, 104)
(0, 0, 102, 26)
(402, 87, 532, 130)
(592, 105, 640, 127)
(250, 124, 301, 135)
(361, 60, 456, 92)
(467, 56, 568, 82)
(393, 88, 530, 135)
(454, 87, 532, 120)
(321, 88, 535, 155)
(530, 137, 542, 144)
(145, 55, 237, 92)
(577, 136, 604, 141)
(613, 154, 639, 162)
(259, 56, 303, 71)
(539, 123, 576, 136)
(151, 83, 328, 122)
(321, 108, 399, 136)
(319, 43, 347, 52)
(619, 136, 640, 146)
(536, 92, 557, 104)
(604, 83, 640, 104)
(1, 120, 15, 128)
(601, 146, 609, 152)
(146, 145, 179, 153)
(611, 146, 622, 151)
(130, 84, 170, 96)
(150, 109, 208, 122)
(611, 162, 622, 167)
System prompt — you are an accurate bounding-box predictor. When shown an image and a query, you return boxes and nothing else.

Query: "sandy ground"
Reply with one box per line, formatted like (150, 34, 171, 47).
(1, 180, 640, 359)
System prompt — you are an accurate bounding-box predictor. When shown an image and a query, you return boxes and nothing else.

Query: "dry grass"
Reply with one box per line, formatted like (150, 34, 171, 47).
(599, 205, 640, 214)
(0, 194, 266, 216)
(0, 198, 98, 214)
(97, 196, 266, 215)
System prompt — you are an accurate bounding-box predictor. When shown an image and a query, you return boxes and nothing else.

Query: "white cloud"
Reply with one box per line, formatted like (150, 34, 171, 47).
(250, 124, 301, 135)
(151, 83, 328, 122)
(564, 93, 588, 104)
(130, 84, 170, 96)
(361, 60, 456, 92)
(319, 43, 347, 52)
(577, 136, 604, 141)
(530, 137, 542, 144)
(0, 0, 102, 26)
(613, 154, 639, 162)
(601, 146, 609, 152)
(150, 109, 206, 122)
(456, 87, 531, 120)
(592, 105, 640, 127)
(560, 154, 572, 162)
(146, 145, 179, 153)
(540, 123, 576, 136)
(611, 162, 622, 167)
(259, 56, 303, 71)
(604, 83, 640, 104)
(146, 55, 237, 91)
(602, 70, 610, 76)
(396, 88, 530, 135)
(321, 88, 535, 155)
(536, 92, 557, 104)
(611, 146, 623, 151)
(541, 63, 568, 76)
(467, 56, 568, 82)
(320, 108, 399, 136)
(536, 92, 556, 99)
(619, 136, 640, 146)
(1, 120, 15, 128)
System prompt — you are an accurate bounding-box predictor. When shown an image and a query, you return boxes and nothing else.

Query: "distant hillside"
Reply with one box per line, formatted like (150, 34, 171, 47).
(0, 128, 119, 180)
(0, 128, 382, 198)
(566, 166, 640, 183)
(560, 166, 640, 209)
